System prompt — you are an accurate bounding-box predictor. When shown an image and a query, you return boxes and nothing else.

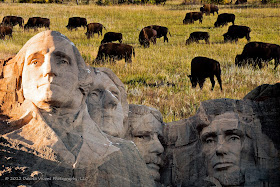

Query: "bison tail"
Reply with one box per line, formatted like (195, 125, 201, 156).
(169, 31, 172, 37)
(103, 26, 107, 30)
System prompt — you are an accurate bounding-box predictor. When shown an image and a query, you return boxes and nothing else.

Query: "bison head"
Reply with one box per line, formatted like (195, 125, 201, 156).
(214, 21, 219, 27)
(188, 75, 198, 88)
(223, 33, 231, 43)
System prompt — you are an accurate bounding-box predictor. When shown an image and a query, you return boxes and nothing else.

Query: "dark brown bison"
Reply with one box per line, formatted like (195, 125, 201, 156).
(139, 27, 157, 48)
(214, 13, 235, 27)
(183, 12, 203, 24)
(235, 42, 280, 70)
(85, 23, 106, 39)
(24, 17, 50, 31)
(223, 25, 251, 43)
(94, 43, 135, 65)
(101, 32, 122, 44)
(188, 56, 222, 91)
(0, 26, 13, 39)
(200, 4, 219, 16)
(145, 25, 171, 43)
(186, 31, 210, 45)
(235, 0, 247, 4)
(66, 17, 87, 31)
(2, 16, 24, 28)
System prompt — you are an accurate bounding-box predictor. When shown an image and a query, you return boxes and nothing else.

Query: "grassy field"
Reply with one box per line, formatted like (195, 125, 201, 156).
(0, 2, 279, 122)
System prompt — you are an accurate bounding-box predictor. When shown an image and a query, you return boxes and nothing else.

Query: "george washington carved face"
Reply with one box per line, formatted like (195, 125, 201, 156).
(22, 33, 82, 110)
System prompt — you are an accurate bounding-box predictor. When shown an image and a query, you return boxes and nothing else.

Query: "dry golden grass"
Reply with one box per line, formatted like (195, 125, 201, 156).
(0, 2, 279, 122)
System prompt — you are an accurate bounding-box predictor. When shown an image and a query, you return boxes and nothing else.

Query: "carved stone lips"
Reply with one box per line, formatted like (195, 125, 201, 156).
(37, 82, 58, 88)
(147, 163, 160, 171)
(213, 162, 234, 170)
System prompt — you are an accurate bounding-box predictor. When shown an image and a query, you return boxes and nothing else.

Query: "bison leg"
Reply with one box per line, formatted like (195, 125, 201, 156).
(205, 38, 210, 44)
(199, 19, 202, 24)
(164, 35, 168, 43)
(246, 34, 251, 42)
(210, 76, 216, 91)
(274, 58, 279, 70)
(216, 74, 223, 91)
(198, 79, 205, 90)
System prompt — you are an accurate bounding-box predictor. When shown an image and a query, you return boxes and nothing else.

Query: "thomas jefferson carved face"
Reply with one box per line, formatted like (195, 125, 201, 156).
(87, 71, 125, 137)
(22, 34, 82, 110)
(130, 110, 164, 182)
(200, 112, 245, 186)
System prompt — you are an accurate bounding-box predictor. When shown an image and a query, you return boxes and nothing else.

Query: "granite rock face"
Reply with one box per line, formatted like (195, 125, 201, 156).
(0, 30, 155, 187)
(161, 84, 280, 187)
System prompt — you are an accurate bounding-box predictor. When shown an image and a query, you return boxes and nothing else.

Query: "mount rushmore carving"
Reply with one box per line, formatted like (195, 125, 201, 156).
(0, 31, 279, 187)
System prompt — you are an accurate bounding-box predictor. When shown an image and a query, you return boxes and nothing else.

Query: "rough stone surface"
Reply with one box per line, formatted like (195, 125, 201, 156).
(161, 84, 280, 186)
(0, 31, 155, 187)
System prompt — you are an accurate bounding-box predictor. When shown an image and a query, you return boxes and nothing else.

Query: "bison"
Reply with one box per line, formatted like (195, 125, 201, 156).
(145, 25, 171, 43)
(223, 25, 251, 43)
(200, 4, 219, 16)
(0, 26, 13, 39)
(101, 32, 122, 44)
(186, 31, 210, 45)
(235, 0, 247, 4)
(85, 23, 106, 39)
(183, 12, 203, 24)
(2, 16, 24, 28)
(139, 27, 157, 48)
(235, 42, 280, 70)
(66, 17, 87, 31)
(214, 13, 235, 27)
(188, 56, 222, 91)
(24, 17, 50, 31)
(94, 43, 135, 65)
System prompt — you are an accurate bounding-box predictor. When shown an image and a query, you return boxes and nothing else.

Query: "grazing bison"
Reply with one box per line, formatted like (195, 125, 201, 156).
(2, 16, 24, 28)
(24, 17, 50, 31)
(66, 17, 87, 31)
(235, 42, 280, 69)
(200, 4, 219, 15)
(235, 0, 247, 4)
(183, 12, 203, 24)
(145, 25, 171, 43)
(94, 43, 135, 65)
(139, 27, 157, 48)
(85, 23, 106, 39)
(101, 32, 122, 44)
(214, 13, 235, 27)
(186, 31, 210, 45)
(0, 26, 13, 39)
(188, 56, 222, 91)
(223, 25, 251, 43)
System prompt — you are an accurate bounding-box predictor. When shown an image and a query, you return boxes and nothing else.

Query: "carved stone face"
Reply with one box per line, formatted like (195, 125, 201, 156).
(131, 113, 164, 182)
(87, 72, 125, 137)
(22, 35, 81, 110)
(200, 112, 245, 186)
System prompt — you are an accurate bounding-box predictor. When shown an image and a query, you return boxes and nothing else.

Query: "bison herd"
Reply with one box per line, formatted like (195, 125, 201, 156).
(1, 4, 279, 91)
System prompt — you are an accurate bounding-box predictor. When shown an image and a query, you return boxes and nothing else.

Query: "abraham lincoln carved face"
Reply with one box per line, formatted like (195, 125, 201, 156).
(21, 31, 83, 110)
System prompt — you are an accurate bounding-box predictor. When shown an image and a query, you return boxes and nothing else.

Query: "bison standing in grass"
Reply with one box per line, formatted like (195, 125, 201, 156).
(186, 31, 210, 45)
(2, 16, 24, 28)
(85, 23, 106, 39)
(145, 25, 171, 43)
(200, 4, 219, 16)
(188, 56, 222, 91)
(101, 32, 122, 44)
(183, 12, 203, 24)
(235, 42, 280, 69)
(0, 26, 13, 39)
(94, 43, 135, 65)
(24, 17, 50, 31)
(139, 27, 157, 48)
(66, 17, 87, 31)
(214, 13, 235, 27)
(223, 25, 251, 43)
